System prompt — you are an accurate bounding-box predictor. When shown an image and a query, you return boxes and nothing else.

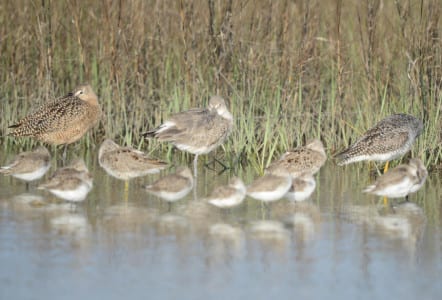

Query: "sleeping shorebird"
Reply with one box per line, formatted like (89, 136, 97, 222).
(335, 114, 423, 173)
(0, 146, 51, 189)
(8, 84, 102, 160)
(363, 158, 428, 201)
(38, 158, 92, 202)
(266, 139, 327, 177)
(206, 177, 247, 209)
(285, 173, 316, 202)
(144, 166, 194, 204)
(246, 171, 292, 203)
(142, 96, 233, 177)
(98, 139, 168, 194)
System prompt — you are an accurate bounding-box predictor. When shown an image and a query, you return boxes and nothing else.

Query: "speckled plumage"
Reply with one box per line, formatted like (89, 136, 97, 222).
(266, 139, 327, 177)
(98, 139, 168, 180)
(335, 114, 423, 165)
(144, 167, 193, 202)
(142, 96, 233, 175)
(8, 84, 102, 145)
(363, 158, 428, 199)
(38, 158, 93, 202)
(0, 146, 51, 183)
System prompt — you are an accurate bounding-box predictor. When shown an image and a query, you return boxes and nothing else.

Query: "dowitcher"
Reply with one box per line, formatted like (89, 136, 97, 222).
(38, 158, 93, 202)
(8, 84, 102, 154)
(98, 139, 168, 181)
(142, 96, 233, 176)
(266, 139, 327, 177)
(0, 146, 51, 189)
(335, 114, 423, 172)
(144, 166, 193, 202)
(363, 158, 427, 200)
(285, 173, 316, 202)
(207, 177, 247, 208)
(246, 171, 292, 203)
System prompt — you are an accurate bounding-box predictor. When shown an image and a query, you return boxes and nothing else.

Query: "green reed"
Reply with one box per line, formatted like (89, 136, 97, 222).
(0, 0, 440, 170)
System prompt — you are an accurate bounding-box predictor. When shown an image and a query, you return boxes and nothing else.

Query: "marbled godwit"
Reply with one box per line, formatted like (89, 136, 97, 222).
(144, 166, 193, 202)
(38, 158, 92, 202)
(266, 139, 326, 177)
(0, 146, 51, 189)
(363, 158, 427, 200)
(142, 96, 233, 176)
(335, 114, 423, 173)
(207, 177, 246, 208)
(8, 84, 102, 159)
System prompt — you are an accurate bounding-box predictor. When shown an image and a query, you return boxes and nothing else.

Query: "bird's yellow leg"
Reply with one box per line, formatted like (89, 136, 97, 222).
(383, 161, 390, 174)
(383, 196, 388, 206)
(124, 180, 129, 202)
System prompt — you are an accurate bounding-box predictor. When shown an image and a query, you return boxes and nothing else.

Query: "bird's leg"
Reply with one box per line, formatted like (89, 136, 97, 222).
(383, 196, 388, 206)
(383, 161, 390, 174)
(193, 154, 199, 178)
(62, 144, 68, 166)
(123, 180, 129, 201)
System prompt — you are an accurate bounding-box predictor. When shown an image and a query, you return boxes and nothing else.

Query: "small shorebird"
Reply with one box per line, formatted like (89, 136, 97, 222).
(38, 158, 92, 202)
(335, 114, 423, 173)
(98, 139, 168, 181)
(363, 158, 428, 200)
(142, 96, 233, 176)
(207, 177, 247, 208)
(247, 171, 292, 203)
(8, 84, 102, 160)
(0, 146, 51, 189)
(285, 173, 316, 202)
(266, 139, 327, 177)
(144, 166, 193, 202)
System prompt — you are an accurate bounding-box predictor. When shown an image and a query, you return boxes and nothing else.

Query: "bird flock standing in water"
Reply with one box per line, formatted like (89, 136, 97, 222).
(1, 84, 428, 209)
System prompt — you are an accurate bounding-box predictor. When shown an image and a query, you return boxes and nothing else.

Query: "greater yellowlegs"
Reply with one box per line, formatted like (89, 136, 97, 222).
(335, 114, 423, 173)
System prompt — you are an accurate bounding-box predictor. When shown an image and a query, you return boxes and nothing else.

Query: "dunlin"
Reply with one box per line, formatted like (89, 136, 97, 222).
(285, 173, 316, 202)
(363, 158, 427, 200)
(0, 146, 51, 188)
(98, 139, 168, 180)
(266, 139, 327, 177)
(207, 177, 247, 208)
(335, 114, 423, 172)
(142, 96, 233, 176)
(8, 84, 102, 159)
(144, 166, 193, 202)
(38, 158, 92, 202)
(247, 171, 292, 203)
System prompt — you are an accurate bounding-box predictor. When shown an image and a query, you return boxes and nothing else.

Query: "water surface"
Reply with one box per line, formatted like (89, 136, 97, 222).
(1, 154, 441, 300)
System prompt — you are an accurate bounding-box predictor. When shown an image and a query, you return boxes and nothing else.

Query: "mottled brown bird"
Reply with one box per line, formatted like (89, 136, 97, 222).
(8, 84, 102, 147)
(334, 114, 423, 172)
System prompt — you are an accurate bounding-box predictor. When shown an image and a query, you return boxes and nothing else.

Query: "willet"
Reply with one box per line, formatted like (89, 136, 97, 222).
(38, 158, 93, 202)
(285, 173, 316, 202)
(142, 96, 233, 176)
(246, 171, 292, 203)
(8, 84, 102, 160)
(363, 158, 428, 200)
(144, 166, 193, 203)
(0, 146, 51, 189)
(207, 177, 247, 208)
(266, 139, 327, 177)
(335, 114, 423, 173)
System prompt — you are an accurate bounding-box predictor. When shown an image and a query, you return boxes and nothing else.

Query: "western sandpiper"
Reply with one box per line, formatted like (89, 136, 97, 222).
(207, 177, 247, 208)
(144, 166, 193, 202)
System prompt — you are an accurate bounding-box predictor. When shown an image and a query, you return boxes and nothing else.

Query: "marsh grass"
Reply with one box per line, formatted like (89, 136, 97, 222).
(0, 0, 440, 170)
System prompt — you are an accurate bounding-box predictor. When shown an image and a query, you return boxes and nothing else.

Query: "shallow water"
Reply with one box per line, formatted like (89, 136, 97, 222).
(0, 154, 441, 300)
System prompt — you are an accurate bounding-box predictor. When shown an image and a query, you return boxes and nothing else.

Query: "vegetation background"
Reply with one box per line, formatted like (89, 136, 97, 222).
(0, 0, 440, 172)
